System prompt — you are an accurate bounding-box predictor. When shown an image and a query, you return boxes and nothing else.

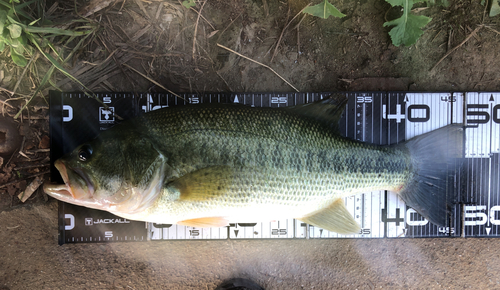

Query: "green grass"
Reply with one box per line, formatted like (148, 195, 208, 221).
(0, 0, 99, 118)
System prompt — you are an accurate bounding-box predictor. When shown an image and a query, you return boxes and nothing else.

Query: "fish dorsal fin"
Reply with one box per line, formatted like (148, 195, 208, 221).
(285, 93, 348, 134)
(166, 166, 234, 201)
(178, 217, 229, 227)
(299, 198, 361, 234)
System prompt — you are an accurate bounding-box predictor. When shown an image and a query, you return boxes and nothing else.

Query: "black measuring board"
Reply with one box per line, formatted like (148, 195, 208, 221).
(48, 91, 500, 243)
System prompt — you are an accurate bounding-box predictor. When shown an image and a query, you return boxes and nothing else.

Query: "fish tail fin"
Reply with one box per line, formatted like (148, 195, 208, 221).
(397, 124, 463, 226)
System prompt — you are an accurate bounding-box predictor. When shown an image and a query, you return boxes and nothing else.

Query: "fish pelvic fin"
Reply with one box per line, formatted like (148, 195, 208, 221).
(178, 217, 229, 228)
(299, 198, 361, 234)
(398, 124, 464, 227)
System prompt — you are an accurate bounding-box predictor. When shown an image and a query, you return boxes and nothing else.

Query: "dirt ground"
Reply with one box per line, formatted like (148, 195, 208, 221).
(2, 0, 500, 289)
(2, 202, 500, 289)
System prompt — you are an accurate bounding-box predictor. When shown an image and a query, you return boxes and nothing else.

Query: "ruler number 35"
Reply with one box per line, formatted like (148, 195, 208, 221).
(357, 96, 373, 103)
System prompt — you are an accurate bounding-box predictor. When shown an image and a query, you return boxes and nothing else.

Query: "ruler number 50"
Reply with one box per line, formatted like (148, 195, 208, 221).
(464, 205, 500, 226)
(466, 104, 500, 124)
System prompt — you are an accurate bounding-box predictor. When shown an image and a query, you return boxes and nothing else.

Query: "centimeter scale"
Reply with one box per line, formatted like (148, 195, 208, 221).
(48, 91, 500, 244)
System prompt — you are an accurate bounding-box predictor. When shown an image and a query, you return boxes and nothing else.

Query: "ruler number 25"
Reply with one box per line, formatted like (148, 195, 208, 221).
(271, 229, 287, 235)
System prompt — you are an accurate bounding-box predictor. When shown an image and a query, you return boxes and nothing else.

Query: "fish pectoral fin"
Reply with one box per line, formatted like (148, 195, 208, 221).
(178, 217, 229, 228)
(167, 166, 234, 201)
(299, 198, 361, 234)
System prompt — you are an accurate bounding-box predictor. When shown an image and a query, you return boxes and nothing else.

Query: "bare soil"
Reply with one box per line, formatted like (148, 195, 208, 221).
(1, 0, 500, 289)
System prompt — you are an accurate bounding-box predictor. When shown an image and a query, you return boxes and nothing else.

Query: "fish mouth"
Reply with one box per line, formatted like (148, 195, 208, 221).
(44, 160, 95, 204)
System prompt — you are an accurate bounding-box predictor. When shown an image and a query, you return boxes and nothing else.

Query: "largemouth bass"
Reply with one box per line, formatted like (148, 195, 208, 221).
(44, 96, 462, 233)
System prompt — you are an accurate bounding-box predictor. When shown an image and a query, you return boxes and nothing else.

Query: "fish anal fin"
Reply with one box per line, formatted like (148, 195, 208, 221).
(178, 217, 229, 228)
(299, 198, 361, 234)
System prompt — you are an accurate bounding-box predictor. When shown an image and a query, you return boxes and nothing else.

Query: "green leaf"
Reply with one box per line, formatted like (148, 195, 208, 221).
(5, 35, 20, 47)
(303, 0, 346, 19)
(17, 34, 30, 53)
(23, 25, 94, 36)
(13, 39, 24, 54)
(6, 15, 95, 37)
(7, 23, 22, 38)
(0, 39, 5, 51)
(491, 0, 500, 17)
(6, 15, 20, 25)
(0, 10, 6, 34)
(10, 46, 27, 67)
(28, 18, 40, 26)
(383, 0, 431, 46)
(0, 0, 35, 21)
(182, 0, 196, 9)
(8, 36, 20, 47)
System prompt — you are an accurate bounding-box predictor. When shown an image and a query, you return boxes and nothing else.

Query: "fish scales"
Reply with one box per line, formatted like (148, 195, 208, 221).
(132, 104, 411, 222)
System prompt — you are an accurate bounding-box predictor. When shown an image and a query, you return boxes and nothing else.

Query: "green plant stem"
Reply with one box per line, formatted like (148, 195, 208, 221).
(23, 25, 94, 36)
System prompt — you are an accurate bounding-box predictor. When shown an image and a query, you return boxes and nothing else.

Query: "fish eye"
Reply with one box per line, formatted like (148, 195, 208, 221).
(78, 145, 93, 162)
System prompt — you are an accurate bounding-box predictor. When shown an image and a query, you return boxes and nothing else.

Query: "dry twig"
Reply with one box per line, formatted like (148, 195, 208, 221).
(11, 52, 38, 96)
(485, 26, 500, 35)
(18, 176, 44, 203)
(217, 43, 299, 92)
(14, 163, 50, 171)
(216, 71, 232, 91)
(272, 5, 309, 62)
(98, 35, 138, 97)
(123, 63, 184, 99)
(192, 1, 208, 60)
(26, 148, 50, 154)
(81, 0, 118, 17)
(189, 6, 215, 30)
(431, 25, 484, 72)
(0, 98, 15, 109)
(217, 12, 242, 42)
(0, 170, 50, 189)
(134, 0, 151, 19)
